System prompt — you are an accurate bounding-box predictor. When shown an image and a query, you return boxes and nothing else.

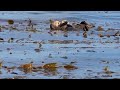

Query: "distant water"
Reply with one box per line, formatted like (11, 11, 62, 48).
(0, 11, 120, 28)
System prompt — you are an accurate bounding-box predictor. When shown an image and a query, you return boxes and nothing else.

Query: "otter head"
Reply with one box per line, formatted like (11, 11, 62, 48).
(53, 21, 61, 27)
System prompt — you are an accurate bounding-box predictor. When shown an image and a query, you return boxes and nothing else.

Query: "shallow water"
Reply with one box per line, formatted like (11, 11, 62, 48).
(0, 11, 120, 79)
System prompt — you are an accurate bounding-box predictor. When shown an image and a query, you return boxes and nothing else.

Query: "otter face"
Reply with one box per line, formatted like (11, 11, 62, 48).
(50, 21, 61, 30)
(53, 21, 61, 27)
